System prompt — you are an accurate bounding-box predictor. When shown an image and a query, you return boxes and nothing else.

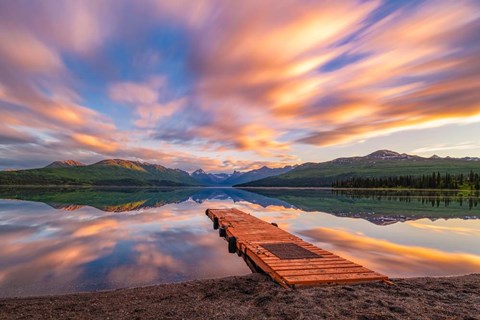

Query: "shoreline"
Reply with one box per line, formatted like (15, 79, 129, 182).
(1, 185, 479, 192)
(1, 273, 479, 320)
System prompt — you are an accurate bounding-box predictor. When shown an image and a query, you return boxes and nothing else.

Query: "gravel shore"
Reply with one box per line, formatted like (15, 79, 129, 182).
(1, 273, 479, 319)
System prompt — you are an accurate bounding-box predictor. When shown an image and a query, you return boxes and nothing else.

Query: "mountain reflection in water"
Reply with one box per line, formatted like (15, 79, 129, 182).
(0, 187, 478, 224)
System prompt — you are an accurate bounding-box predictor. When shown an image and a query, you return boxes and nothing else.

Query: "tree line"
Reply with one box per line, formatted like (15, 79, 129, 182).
(332, 171, 480, 190)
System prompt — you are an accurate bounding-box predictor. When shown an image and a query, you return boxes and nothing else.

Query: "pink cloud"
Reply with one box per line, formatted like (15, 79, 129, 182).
(0, 29, 64, 74)
(109, 81, 161, 105)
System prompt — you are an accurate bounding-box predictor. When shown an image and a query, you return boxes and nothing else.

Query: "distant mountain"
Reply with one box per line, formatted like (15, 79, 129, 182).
(190, 165, 296, 186)
(330, 150, 421, 165)
(236, 150, 480, 187)
(45, 160, 85, 168)
(191, 169, 232, 185)
(223, 166, 295, 186)
(0, 159, 199, 186)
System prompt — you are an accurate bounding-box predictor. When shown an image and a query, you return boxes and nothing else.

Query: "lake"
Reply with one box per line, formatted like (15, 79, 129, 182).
(0, 187, 479, 297)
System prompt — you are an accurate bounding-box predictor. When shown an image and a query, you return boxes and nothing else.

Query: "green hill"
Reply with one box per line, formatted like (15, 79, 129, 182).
(0, 159, 200, 186)
(236, 150, 480, 187)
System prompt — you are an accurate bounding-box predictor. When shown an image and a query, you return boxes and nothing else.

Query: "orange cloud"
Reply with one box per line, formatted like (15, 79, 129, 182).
(72, 133, 118, 153)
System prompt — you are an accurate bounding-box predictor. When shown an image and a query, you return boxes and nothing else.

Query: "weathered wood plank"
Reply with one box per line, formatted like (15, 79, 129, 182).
(276, 267, 372, 277)
(284, 273, 387, 285)
(272, 263, 359, 271)
(266, 260, 356, 266)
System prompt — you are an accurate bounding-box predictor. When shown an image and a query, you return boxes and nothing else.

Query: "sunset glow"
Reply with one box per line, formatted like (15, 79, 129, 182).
(1, 0, 479, 171)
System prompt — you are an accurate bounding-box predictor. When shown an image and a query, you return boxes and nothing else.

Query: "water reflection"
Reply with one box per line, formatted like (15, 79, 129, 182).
(0, 199, 251, 297)
(242, 188, 480, 224)
(299, 226, 480, 277)
(0, 187, 478, 224)
(0, 187, 293, 213)
(0, 187, 479, 297)
(333, 189, 480, 210)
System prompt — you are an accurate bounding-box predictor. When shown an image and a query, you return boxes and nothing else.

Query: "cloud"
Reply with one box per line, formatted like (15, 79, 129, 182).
(0, 28, 63, 74)
(109, 81, 161, 105)
(0, 1, 116, 55)
(0, 2, 137, 170)
(135, 100, 185, 128)
(0, 2, 121, 157)
(412, 142, 480, 154)
(156, 0, 380, 154)
(108, 76, 185, 129)
(1, 0, 480, 170)
(150, 0, 480, 154)
(295, 0, 480, 146)
(71, 133, 119, 153)
(0, 126, 36, 145)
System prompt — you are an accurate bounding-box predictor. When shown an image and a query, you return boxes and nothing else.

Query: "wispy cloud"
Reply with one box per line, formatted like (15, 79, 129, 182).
(412, 142, 480, 154)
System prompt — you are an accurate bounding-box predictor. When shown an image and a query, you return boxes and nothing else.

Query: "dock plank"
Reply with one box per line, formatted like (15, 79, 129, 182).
(206, 208, 388, 288)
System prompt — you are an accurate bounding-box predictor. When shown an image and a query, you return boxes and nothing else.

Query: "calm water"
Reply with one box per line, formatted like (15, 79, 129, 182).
(0, 187, 479, 297)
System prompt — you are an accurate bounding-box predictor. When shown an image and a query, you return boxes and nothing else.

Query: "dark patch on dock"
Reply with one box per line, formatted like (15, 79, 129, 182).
(261, 242, 322, 260)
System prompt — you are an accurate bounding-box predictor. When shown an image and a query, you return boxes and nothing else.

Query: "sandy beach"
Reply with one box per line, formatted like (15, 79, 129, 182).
(0, 273, 478, 320)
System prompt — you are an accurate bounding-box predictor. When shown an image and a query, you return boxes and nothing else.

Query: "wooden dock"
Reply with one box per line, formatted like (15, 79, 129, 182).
(206, 208, 388, 288)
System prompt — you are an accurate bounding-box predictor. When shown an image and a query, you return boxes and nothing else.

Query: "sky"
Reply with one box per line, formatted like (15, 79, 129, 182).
(1, 0, 480, 172)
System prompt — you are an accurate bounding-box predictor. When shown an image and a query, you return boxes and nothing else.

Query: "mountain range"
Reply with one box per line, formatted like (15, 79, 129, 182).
(236, 150, 480, 187)
(0, 150, 479, 187)
(0, 159, 295, 186)
(191, 165, 295, 186)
